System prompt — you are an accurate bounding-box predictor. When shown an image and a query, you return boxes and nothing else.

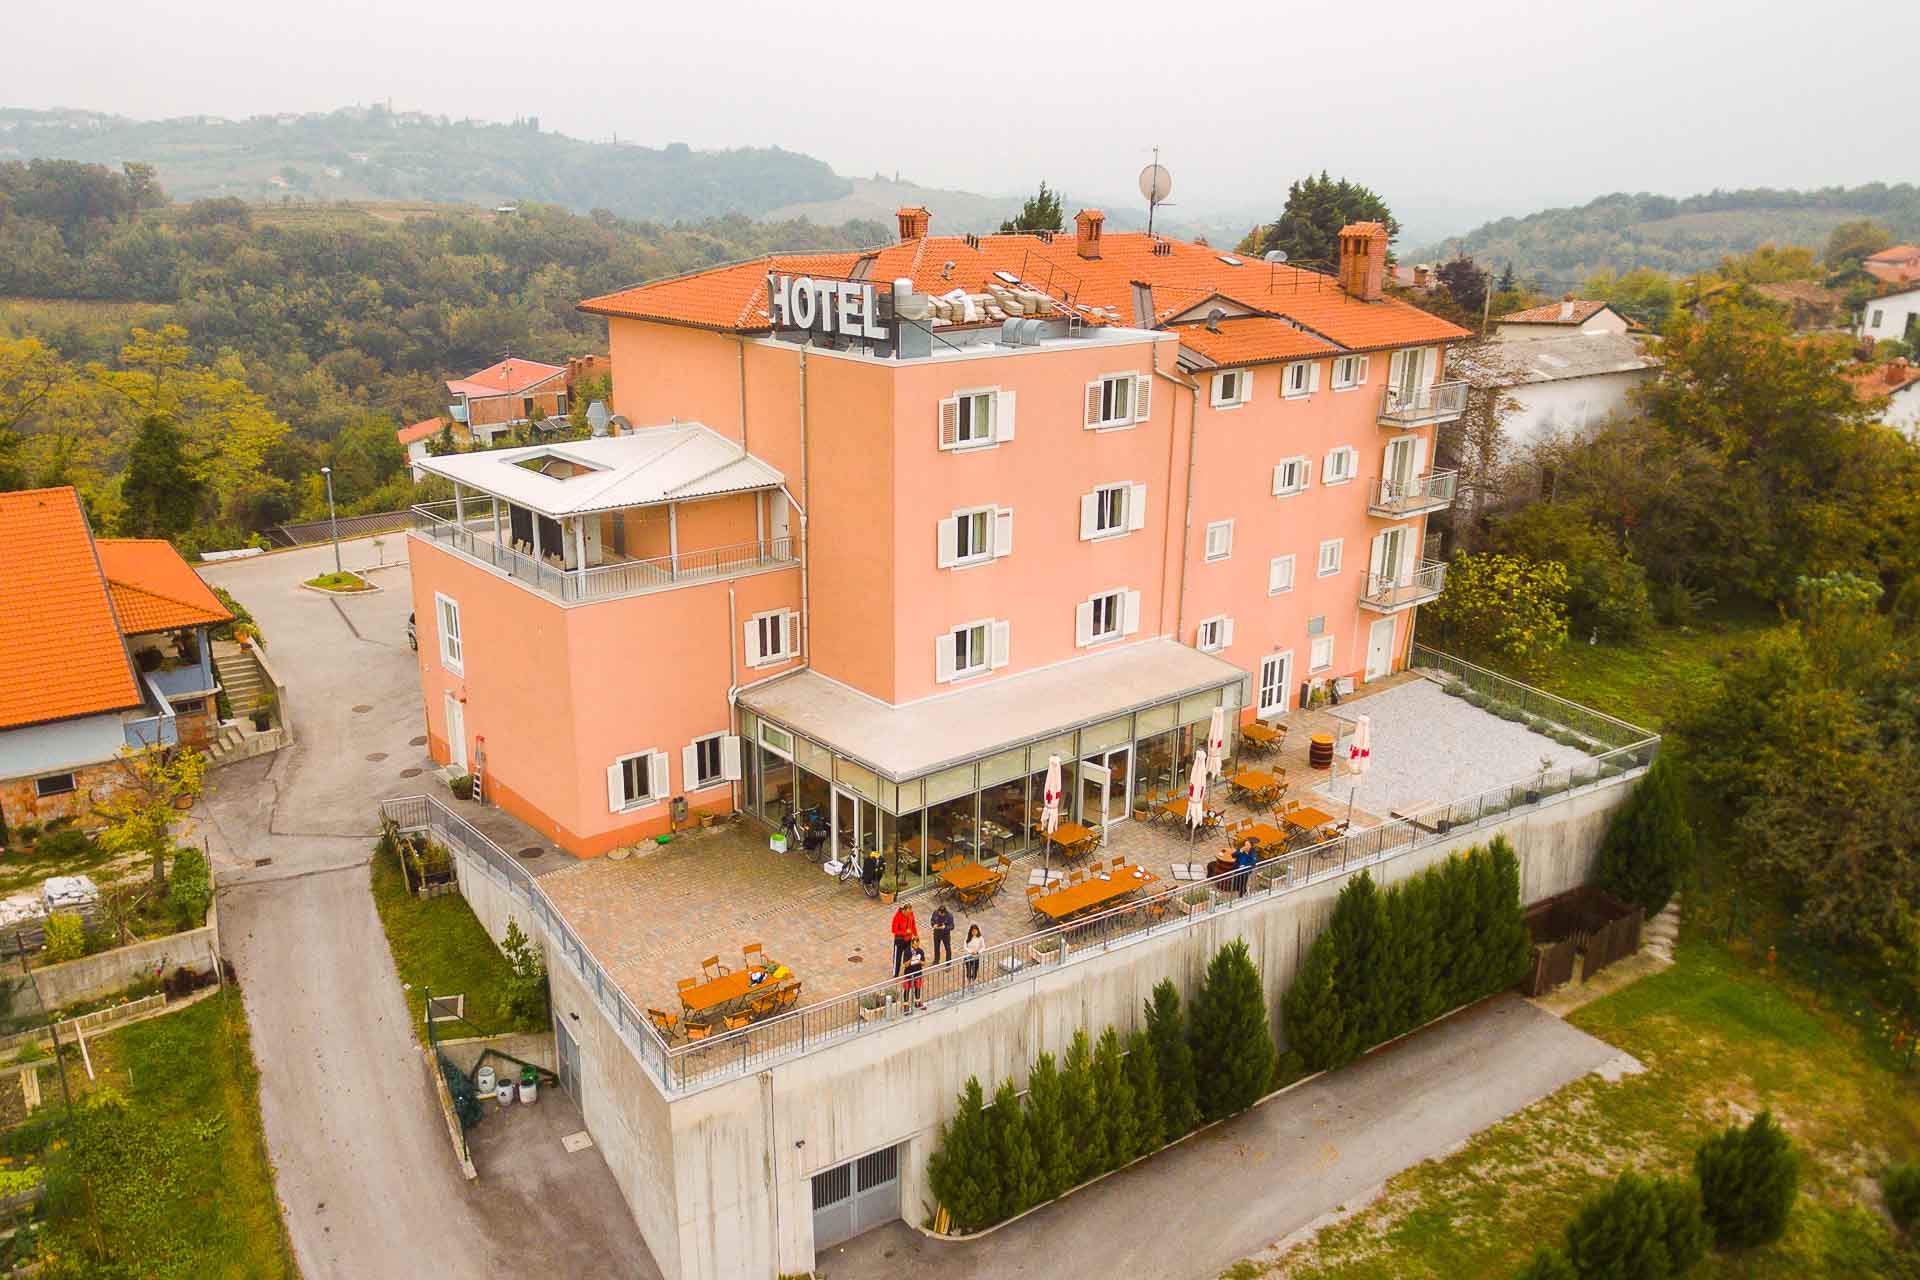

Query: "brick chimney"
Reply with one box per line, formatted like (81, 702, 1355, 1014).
(896, 206, 930, 242)
(1337, 222, 1388, 301)
(1413, 264, 1429, 289)
(1075, 208, 1105, 260)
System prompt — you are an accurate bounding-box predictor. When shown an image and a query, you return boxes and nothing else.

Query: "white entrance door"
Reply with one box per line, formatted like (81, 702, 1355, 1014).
(444, 694, 467, 772)
(1078, 761, 1113, 829)
(1258, 651, 1294, 718)
(831, 788, 862, 864)
(1365, 617, 1397, 681)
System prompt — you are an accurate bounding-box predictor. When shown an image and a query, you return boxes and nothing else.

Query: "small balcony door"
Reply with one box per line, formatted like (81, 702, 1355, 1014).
(1384, 436, 1420, 493)
(444, 694, 467, 773)
(1370, 526, 1412, 593)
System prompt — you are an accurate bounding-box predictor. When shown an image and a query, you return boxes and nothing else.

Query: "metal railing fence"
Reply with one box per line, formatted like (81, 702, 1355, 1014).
(1379, 379, 1468, 425)
(1360, 560, 1448, 610)
(1369, 468, 1459, 516)
(1410, 645, 1657, 752)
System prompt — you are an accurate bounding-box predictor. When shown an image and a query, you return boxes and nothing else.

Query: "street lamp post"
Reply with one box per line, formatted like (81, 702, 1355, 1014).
(321, 466, 341, 574)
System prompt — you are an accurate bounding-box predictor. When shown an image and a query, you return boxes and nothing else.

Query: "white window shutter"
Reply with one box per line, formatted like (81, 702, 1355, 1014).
(721, 735, 742, 781)
(1079, 492, 1099, 540)
(989, 620, 1011, 668)
(1239, 372, 1254, 404)
(647, 752, 670, 798)
(607, 763, 624, 813)
(681, 744, 699, 791)
(1413, 435, 1428, 476)
(1302, 460, 1312, 486)
(939, 397, 959, 449)
(1272, 464, 1287, 496)
(1309, 362, 1322, 393)
(783, 611, 799, 657)
(937, 516, 959, 568)
(1370, 531, 1388, 580)
(1210, 375, 1226, 407)
(1127, 482, 1148, 531)
(996, 389, 1016, 441)
(1388, 350, 1408, 389)
(1133, 373, 1152, 422)
(1268, 557, 1288, 593)
(1122, 589, 1142, 636)
(935, 634, 957, 683)
(1324, 448, 1337, 477)
(1075, 601, 1095, 647)
(743, 620, 762, 668)
(1222, 617, 1235, 648)
(1357, 355, 1371, 383)
(993, 507, 1014, 558)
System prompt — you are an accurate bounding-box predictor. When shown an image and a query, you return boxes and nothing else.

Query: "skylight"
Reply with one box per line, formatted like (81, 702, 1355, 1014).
(1217, 255, 1243, 267)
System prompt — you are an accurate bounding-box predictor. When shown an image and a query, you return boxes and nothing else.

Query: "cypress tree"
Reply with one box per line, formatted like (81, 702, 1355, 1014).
(1655, 1175, 1711, 1273)
(1481, 838, 1534, 994)
(1562, 1172, 1674, 1280)
(1511, 1247, 1576, 1280)
(1189, 939, 1276, 1120)
(1124, 1027, 1165, 1153)
(1023, 1052, 1073, 1200)
(986, 1078, 1040, 1223)
(1058, 1029, 1106, 1183)
(1146, 979, 1200, 1137)
(1695, 1109, 1799, 1250)
(1328, 872, 1391, 1049)
(1384, 874, 1438, 1038)
(927, 1077, 1000, 1230)
(1436, 856, 1481, 1008)
(1092, 1027, 1138, 1169)
(1281, 932, 1352, 1071)
(1594, 754, 1694, 916)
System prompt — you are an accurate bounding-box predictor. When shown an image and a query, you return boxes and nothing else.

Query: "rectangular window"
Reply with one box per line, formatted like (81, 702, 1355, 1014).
(1282, 360, 1320, 398)
(1211, 370, 1250, 407)
(1099, 374, 1132, 424)
(616, 751, 660, 808)
(1089, 591, 1124, 641)
(747, 609, 797, 667)
(1196, 615, 1233, 652)
(956, 391, 993, 444)
(1272, 457, 1310, 496)
(1310, 635, 1335, 673)
(1872, 309, 1885, 328)
(1086, 373, 1148, 428)
(1323, 446, 1357, 485)
(555, 391, 569, 416)
(521, 396, 536, 420)
(435, 593, 463, 674)
(1257, 652, 1292, 716)
(1204, 520, 1234, 562)
(1268, 554, 1296, 595)
(1331, 355, 1370, 390)
(951, 621, 989, 678)
(34, 773, 76, 799)
(689, 734, 725, 789)
(954, 506, 993, 563)
(1094, 485, 1128, 536)
(1317, 538, 1343, 577)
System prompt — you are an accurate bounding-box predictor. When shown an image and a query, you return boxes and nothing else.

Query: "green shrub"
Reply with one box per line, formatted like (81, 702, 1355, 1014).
(449, 774, 474, 801)
(1563, 1172, 1692, 1279)
(42, 913, 85, 964)
(1883, 1161, 1920, 1233)
(1594, 755, 1693, 917)
(17, 823, 42, 845)
(34, 828, 95, 863)
(986, 1079, 1039, 1223)
(1146, 980, 1199, 1138)
(1123, 1027, 1164, 1153)
(1443, 679, 1468, 698)
(928, 1077, 998, 1230)
(1512, 1246, 1577, 1280)
(1494, 701, 1529, 722)
(1695, 1110, 1798, 1250)
(500, 919, 548, 1029)
(1655, 1175, 1712, 1272)
(1327, 873, 1392, 1047)
(1058, 1029, 1104, 1183)
(1092, 1028, 1138, 1169)
(167, 847, 213, 927)
(209, 585, 263, 646)
(13, 1041, 46, 1065)
(1022, 1052, 1072, 1200)
(1188, 939, 1275, 1121)
(1465, 691, 1490, 709)
(1282, 931, 1351, 1072)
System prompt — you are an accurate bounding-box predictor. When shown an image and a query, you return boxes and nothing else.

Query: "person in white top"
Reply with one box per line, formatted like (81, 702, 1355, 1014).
(962, 924, 985, 982)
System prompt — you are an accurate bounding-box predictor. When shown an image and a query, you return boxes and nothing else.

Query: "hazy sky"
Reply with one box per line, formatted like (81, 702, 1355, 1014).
(9, 0, 1917, 239)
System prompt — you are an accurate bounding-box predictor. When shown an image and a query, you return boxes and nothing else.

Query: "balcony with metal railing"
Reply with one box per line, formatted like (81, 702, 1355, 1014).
(409, 501, 797, 605)
(1359, 559, 1448, 612)
(1367, 469, 1459, 518)
(1379, 380, 1467, 428)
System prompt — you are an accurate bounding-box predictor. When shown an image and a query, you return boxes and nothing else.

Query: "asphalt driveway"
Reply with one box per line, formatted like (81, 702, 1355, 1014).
(820, 995, 1631, 1280)
(198, 536, 657, 1279)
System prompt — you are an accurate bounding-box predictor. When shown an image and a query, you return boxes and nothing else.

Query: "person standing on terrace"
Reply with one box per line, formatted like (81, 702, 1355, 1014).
(890, 903, 918, 976)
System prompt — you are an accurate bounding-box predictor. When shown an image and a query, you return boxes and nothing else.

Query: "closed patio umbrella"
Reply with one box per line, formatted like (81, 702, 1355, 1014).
(1039, 754, 1063, 879)
(1186, 746, 1210, 853)
(1345, 714, 1372, 828)
(1207, 707, 1227, 780)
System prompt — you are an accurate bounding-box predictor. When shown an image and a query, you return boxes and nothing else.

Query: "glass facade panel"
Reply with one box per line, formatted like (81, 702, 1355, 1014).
(926, 789, 978, 865)
(796, 736, 832, 777)
(794, 766, 830, 827)
(1135, 701, 1176, 736)
(881, 808, 928, 893)
(894, 778, 923, 813)
(1031, 731, 1076, 769)
(1179, 690, 1222, 725)
(737, 709, 758, 739)
(833, 756, 879, 801)
(976, 745, 1028, 787)
(978, 773, 1029, 858)
(758, 743, 795, 822)
(1222, 678, 1246, 711)
(923, 763, 975, 806)
(1133, 730, 1178, 810)
(1079, 714, 1132, 754)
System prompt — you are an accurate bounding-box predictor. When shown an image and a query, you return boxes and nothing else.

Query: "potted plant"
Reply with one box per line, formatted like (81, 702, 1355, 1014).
(234, 623, 255, 648)
(1177, 886, 1211, 916)
(857, 991, 890, 1023)
(249, 692, 276, 732)
(450, 774, 475, 801)
(877, 865, 900, 905)
(1028, 935, 1062, 965)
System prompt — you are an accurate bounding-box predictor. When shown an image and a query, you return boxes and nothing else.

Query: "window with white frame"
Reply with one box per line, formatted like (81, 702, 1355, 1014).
(1317, 538, 1343, 577)
(1195, 615, 1233, 653)
(1322, 446, 1357, 485)
(686, 733, 727, 790)
(435, 592, 463, 674)
(1331, 354, 1370, 390)
(1089, 591, 1124, 641)
(938, 504, 1012, 568)
(1310, 635, 1335, 673)
(1257, 652, 1292, 716)
(1080, 482, 1145, 540)
(939, 388, 1014, 450)
(1271, 457, 1310, 496)
(1210, 369, 1252, 407)
(745, 609, 799, 667)
(1075, 587, 1141, 648)
(1204, 520, 1234, 562)
(609, 749, 668, 812)
(1268, 554, 1296, 595)
(955, 391, 993, 444)
(936, 618, 1010, 683)
(1282, 360, 1320, 398)
(1872, 309, 1885, 329)
(1084, 372, 1150, 428)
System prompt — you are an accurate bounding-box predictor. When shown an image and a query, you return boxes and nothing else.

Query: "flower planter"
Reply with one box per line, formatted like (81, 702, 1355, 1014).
(1177, 895, 1210, 916)
(858, 999, 889, 1023)
(1027, 942, 1061, 966)
(879, 891, 897, 905)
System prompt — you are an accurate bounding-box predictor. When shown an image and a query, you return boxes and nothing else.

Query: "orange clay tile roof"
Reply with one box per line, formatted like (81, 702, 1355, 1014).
(1170, 315, 1339, 367)
(1866, 244, 1920, 263)
(579, 229, 1468, 359)
(396, 416, 445, 446)
(0, 488, 144, 730)
(1845, 361, 1920, 404)
(95, 539, 232, 634)
(446, 358, 567, 399)
(1496, 299, 1615, 325)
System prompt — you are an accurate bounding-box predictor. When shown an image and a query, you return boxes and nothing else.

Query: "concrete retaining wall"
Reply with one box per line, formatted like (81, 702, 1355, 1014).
(29, 918, 219, 1009)
(434, 1030, 557, 1077)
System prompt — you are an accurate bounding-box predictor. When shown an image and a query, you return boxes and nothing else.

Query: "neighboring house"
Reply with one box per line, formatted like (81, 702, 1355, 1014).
(1749, 280, 1847, 331)
(1864, 243, 1920, 288)
(441, 353, 610, 447)
(407, 209, 1468, 860)
(0, 489, 231, 833)
(397, 416, 454, 479)
(1454, 299, 1659, 448)
(1847, 358, 1920, 439)
(1858, 283, 1920, 345)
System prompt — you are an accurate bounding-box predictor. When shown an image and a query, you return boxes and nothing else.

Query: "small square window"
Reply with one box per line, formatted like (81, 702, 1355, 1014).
(1204, 520, 1233, 562)
(1197, 616, 1231, 652)
(1268, 555, 1295, 595)
(1212, 370, 1248, 407)
(1310, 636, 1335, 673)
(954, 507, 993, 563)
(1317, 539, 1343, 577)
(618, 753, 657, 808)
(1283, 361, 1318, 398)
(1272, 457, 1310, 496)
(951, 621, 990, 677)
(1093, 485, 1129, 537)
(1089, 591, 1124, 642)
(1331, 355, 1369, 390)
(956, 391, 995, 444)
(34, 773, 76, 799)
(1323, 447, 1357, 485)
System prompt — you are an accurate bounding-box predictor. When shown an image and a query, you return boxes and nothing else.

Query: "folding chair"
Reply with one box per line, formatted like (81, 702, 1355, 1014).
(685, 1022, 713, 1041)
(646, 1007, 683, 1042)
(775, 982, 801, 1012)
(740, 942, 765, 968)
(700, 954, 730, 979)
(723, 1013, 752, 1032)
(676, 977, 698, 1002)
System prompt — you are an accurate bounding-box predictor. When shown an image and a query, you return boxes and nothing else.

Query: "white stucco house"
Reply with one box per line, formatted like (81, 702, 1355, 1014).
(1849, 360, 1920, 440)
(1858, 284, 1920, 346)
(1452, 300, 1658, 449)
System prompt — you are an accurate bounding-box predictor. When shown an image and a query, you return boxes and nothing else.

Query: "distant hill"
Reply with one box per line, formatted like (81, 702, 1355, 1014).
(1413, 185, 1920, 288)
(0, 104, 853, 223)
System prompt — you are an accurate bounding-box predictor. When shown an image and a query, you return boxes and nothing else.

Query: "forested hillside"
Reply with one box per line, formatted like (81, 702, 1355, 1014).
(1417, 185, 1920, 288)
(0, 105, 852, 221)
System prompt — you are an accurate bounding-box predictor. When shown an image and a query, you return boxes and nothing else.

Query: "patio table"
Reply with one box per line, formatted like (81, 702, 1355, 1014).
(1032, 865, 1159, 920)
(1045, 821, 1098, 859)
(1227, 769, 1282, 804)
(1283, 805, 1337, 837)
(938, 860, 997, 895)
(680, 965, 774, 1016)
(1239, 822, 1288, 849)
(1240, 721, 1283, 751)
(1157, 796, 1223, 827)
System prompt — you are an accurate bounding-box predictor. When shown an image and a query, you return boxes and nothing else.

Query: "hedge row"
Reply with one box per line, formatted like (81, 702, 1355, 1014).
(1282, 838, 1532, 1073)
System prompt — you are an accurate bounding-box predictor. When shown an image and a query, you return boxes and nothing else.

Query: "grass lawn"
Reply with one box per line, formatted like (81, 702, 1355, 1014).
(368, 840, 530, 1035)
(0, 833, 121, 897)
(33, 990, 294, 1278)
(1247, 937, 1920, 1278)
(302, 570, 372, 592)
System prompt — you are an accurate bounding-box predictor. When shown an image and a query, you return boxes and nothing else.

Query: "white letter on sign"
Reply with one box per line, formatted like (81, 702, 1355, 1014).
(837, 282, 858, 335)
(770, 274, 793, 327)
(788, 277, 815, 328)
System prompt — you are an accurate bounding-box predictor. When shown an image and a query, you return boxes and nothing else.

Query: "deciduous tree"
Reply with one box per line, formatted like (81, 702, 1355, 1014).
(1422, 552, 1569, 673)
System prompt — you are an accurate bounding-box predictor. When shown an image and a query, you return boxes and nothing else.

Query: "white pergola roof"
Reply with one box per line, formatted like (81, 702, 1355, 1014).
(741, 639, 1248, 781)
(417, 424, 783, 517)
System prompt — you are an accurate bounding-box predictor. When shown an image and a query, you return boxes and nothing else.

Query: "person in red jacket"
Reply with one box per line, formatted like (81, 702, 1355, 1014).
(890, 904, 918, 976)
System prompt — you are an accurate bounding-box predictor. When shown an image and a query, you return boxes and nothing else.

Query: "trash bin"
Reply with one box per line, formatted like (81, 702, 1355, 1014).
(496, 1079, 515, 1107)
(475, 1065, 497, 1097)
(519, 1068, 538, 1106)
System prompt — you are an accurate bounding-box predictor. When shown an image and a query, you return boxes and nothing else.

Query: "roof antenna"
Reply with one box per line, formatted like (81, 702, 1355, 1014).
(1139, 147, 1174, 238)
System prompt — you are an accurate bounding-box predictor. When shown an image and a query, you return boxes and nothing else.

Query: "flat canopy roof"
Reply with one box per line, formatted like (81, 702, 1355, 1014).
(741, 639, 1247, 781)
(416, 423, 783, 518)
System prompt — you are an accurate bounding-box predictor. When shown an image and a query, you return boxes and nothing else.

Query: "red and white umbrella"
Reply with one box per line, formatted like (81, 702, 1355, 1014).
(1186, 746, 1210, 835)
(1207, 707, 1227, 780)
(1344, 714, 1372, 828)
(1039, 754, 1064, 877)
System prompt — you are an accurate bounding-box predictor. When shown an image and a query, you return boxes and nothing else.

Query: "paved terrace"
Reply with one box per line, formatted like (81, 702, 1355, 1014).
(537, 671, 1458, 1019)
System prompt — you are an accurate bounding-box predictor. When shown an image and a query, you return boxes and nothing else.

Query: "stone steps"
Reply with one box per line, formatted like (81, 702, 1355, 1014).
(1643, 899, 1681, 961)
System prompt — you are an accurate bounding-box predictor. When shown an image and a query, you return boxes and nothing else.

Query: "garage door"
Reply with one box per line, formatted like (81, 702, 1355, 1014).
(812, 1144, 900, 1250)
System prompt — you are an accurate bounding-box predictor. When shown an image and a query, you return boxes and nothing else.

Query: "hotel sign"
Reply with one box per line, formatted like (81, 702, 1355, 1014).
(766, 273, 893, 345)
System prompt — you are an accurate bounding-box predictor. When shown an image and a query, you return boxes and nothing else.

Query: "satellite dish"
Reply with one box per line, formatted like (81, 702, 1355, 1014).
(1264, 250, 1288, 263)
(1138, 163, 1174, 204)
